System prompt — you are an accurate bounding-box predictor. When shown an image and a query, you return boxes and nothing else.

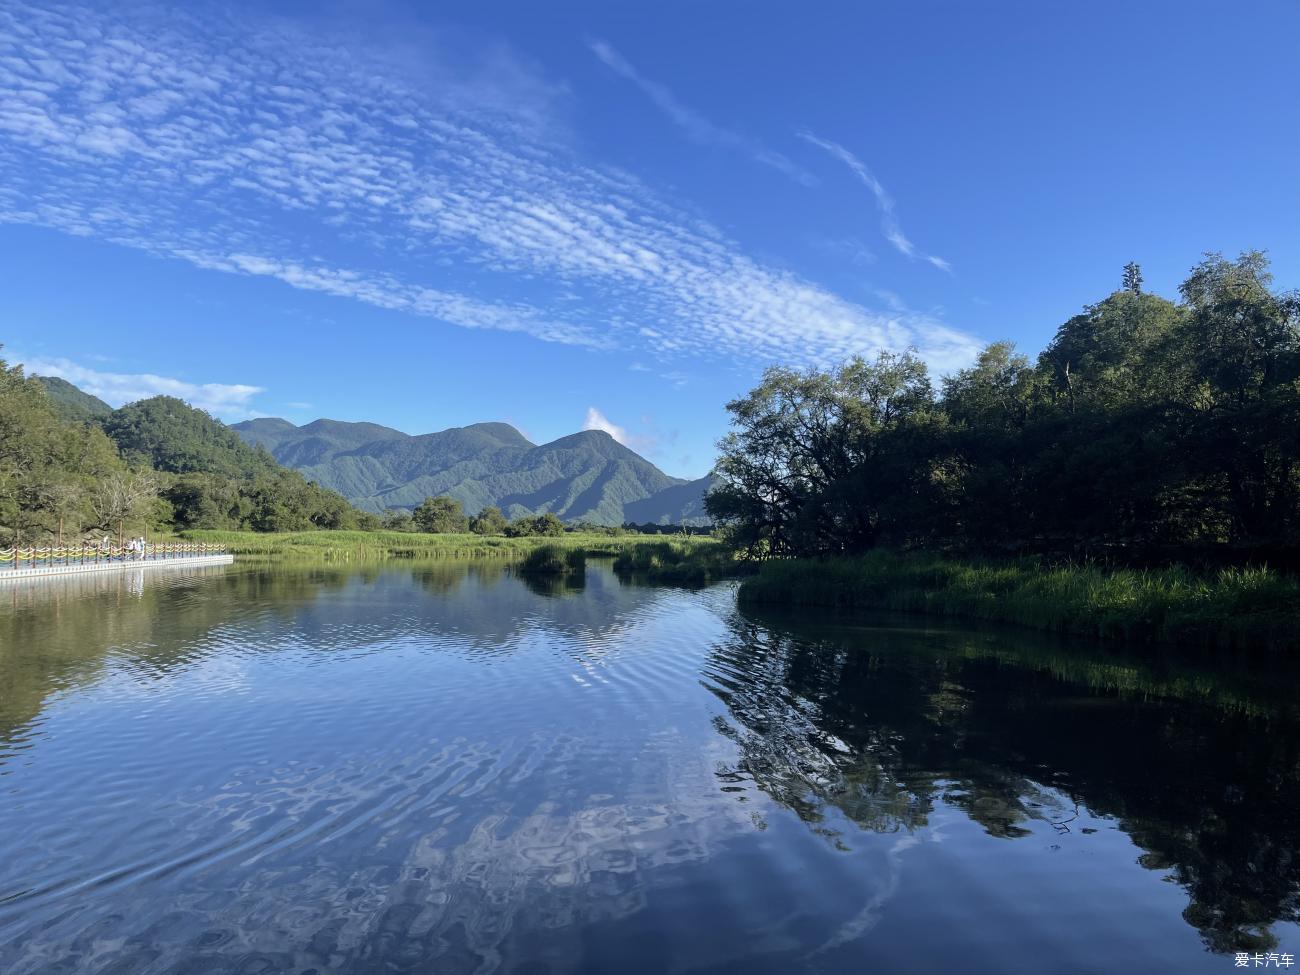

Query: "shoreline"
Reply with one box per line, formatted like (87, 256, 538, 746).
(738, 551, 1300, 653)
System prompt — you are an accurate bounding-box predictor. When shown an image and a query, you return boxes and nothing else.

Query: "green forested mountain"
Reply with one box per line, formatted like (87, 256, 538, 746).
(1, 357, 373, 542)
(234, 418, 712, 525)
(3, 350, 712, 544)
(103, 396, 279, 478)
(35, 376, 112, 424)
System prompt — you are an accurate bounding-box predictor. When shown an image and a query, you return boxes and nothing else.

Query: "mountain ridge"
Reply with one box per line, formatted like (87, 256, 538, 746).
(232, 416, 712, 525)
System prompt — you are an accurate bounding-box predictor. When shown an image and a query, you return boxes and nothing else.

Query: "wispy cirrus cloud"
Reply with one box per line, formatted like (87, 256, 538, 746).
(18, 355, 265, 419)
(799, 131, 951, 273)
(588, 38, 817, 187)
(0, 3, 978, 374)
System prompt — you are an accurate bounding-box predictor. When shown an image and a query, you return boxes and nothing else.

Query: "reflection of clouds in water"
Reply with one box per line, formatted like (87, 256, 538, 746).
(812, 832, 923, 956)
(7, 566, 1299, 970)
(2, 727, 754, 973)
(0, 567, 759, 973)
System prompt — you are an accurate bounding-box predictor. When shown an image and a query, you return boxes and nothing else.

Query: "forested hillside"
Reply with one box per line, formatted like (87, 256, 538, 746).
(1, 357, 372, 542)
(36, 376, 111, 424)
(234, 417, 711, 525)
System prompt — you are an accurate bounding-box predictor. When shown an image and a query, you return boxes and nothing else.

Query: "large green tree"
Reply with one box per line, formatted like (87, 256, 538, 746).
(412, 495, 469, 534)
(707, 351, 940, 556)
(470, 505, 507, 535)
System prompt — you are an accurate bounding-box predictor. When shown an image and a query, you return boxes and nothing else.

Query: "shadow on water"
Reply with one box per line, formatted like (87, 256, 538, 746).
(709, 606, 1300, 954)
(0, 563, 1297, 971)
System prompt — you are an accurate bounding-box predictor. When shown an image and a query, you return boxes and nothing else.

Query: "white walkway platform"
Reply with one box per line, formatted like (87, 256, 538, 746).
(0, 554, 234, 581)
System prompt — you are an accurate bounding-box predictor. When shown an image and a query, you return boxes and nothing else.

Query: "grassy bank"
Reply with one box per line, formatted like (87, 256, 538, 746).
(180, 529, 719, 565)
(519, 544, 586, 578)
(611, 539, 742, 586)
(739, 550, 1300, 651)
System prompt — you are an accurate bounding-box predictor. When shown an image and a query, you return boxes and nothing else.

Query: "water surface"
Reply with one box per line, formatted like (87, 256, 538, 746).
(1, 561, 1297, 973)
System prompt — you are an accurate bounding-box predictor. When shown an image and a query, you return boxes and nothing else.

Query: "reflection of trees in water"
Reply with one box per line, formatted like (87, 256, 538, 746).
(707, 610, 1300, 953)
(514, 570, 586, 599)
(412, 560, 505, 596)
(0, 562, 661, 765)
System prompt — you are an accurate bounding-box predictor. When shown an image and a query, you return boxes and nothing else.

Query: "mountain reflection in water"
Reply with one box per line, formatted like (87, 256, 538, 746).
(0, 562, 1296, 973)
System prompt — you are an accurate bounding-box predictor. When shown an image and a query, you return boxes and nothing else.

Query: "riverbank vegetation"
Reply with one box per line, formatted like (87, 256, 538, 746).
(710, 254, 1300, 644)
(739, 551, 1300, 651)
(177, 528, 721, 566)
(611, 539, 741, 586)
(518, 544, 586, 578)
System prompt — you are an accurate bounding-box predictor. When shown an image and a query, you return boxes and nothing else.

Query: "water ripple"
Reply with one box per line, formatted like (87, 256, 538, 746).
(0, 563, 1295, 972)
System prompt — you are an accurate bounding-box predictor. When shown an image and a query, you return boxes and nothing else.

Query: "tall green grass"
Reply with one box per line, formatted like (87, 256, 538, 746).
(519, 544, 586, 577)
(739, 550, 1300, 651)
(611, 539, 740, 586)
(180, 529, 721, 566)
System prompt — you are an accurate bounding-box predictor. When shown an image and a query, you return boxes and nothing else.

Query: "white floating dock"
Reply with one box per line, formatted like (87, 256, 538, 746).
(0, 554, 234, 581)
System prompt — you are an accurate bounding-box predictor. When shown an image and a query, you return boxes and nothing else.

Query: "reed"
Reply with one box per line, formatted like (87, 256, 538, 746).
(739, 550, 1300, 652)
(518, 544, 586, 577)
(611, 538, 740, 586)
(180, 529, 721, 565)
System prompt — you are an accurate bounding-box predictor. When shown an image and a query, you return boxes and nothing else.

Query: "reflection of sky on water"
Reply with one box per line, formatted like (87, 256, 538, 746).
(0, 563, 1296, 972)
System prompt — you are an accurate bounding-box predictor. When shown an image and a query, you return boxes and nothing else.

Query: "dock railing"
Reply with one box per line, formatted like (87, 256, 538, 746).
(0, 541, 229, 570)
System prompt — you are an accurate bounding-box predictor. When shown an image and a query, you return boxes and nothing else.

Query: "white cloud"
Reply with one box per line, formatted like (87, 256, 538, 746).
(583, 406, 628, 444)
(799, 131, 951, 273)
(0, 4, 979, 376)
(18, 355, 265, 420)
(588, 38, 816, 187)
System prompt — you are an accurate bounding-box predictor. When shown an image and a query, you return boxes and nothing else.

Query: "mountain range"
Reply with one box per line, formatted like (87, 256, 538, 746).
(30, 372, 713, 526)
(232, 417, 714, 525)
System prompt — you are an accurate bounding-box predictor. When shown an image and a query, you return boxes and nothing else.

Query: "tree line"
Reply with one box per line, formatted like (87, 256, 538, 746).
(706, 252, 1300, 565)
(379, 497, 567, 537)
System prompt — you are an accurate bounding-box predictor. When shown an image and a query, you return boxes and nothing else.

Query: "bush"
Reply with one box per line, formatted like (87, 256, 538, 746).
(519, 543, 586, 577)
(505, 512, 565, 537)
(470, 505, 507, 535)
(412, 496, 469, 533)
(612, 538, 738, 586)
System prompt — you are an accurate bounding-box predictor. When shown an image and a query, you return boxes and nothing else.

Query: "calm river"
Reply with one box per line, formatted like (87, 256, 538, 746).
(1, 561, 1297, 973)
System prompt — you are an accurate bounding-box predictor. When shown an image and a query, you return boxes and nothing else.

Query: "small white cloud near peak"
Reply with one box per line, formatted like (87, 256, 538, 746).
(583, 407, 628, 445)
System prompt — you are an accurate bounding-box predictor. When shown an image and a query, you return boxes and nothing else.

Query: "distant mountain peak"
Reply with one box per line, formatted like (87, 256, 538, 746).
(232, 413, 708, 525)
(461, 421, 533, 446)
(238, 417, 298, 432)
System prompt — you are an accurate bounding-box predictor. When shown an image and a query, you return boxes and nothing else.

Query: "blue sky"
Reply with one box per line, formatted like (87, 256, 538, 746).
(2, 0, 1297, 478)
